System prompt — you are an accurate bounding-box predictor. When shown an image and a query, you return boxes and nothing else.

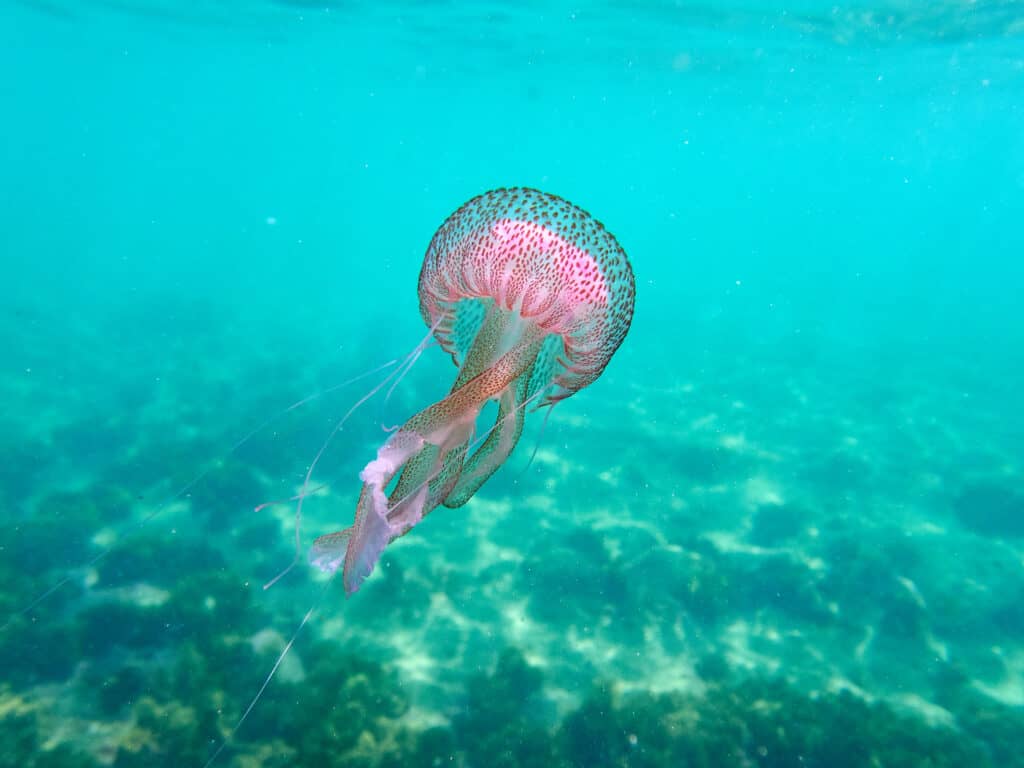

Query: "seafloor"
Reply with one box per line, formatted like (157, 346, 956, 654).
(2, 296, 1022, 768)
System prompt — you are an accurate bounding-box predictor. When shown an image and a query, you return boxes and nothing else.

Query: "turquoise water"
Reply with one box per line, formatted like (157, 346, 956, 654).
(3, 1, 1024, 765)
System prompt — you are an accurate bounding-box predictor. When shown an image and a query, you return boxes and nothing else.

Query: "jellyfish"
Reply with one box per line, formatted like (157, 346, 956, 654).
(309, 187, 635, 595)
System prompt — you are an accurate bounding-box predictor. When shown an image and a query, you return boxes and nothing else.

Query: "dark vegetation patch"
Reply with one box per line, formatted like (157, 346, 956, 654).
(750, 503, 806, 546)
(954, 483, 1024, 538)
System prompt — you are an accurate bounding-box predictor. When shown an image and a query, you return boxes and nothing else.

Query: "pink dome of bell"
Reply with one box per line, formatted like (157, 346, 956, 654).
(419, 187, 634, 403)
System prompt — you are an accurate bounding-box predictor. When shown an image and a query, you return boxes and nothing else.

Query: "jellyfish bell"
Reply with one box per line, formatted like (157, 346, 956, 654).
(310, 187, 636, 595)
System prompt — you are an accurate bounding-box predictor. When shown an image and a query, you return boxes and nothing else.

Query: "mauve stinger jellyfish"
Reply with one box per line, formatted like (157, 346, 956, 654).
(310, 187, 635, 595)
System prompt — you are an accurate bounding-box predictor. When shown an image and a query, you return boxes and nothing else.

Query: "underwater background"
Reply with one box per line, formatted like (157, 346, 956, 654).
(3, 0, 1024, 766)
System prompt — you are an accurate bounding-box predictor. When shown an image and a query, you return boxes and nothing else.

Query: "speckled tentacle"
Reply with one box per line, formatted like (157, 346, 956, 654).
(312, 328, 546, 595)
(387, 439, 467, 531)
(403, 327, 543, 444)
(443, 362, 532, 509)
(389, 305, 536, 517)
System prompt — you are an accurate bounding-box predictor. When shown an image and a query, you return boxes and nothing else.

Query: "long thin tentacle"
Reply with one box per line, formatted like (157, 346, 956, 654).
(0, 358, 399, 634)
(516, 401, 556, 479)
(202, 572, 337, 768)
(266, 321, 442, 590)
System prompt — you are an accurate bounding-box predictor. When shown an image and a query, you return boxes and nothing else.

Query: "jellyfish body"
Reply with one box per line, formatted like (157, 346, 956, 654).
(310, 188, 635, 595)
